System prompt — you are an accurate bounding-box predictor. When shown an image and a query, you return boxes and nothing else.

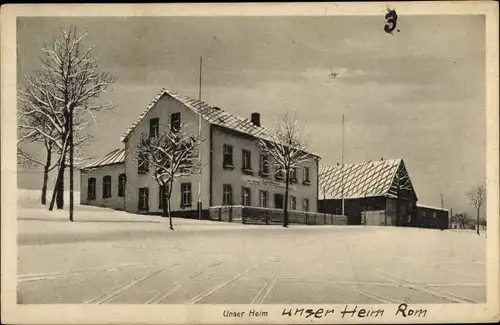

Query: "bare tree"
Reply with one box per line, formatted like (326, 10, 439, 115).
(259, 112, 312, 228)
(17, 99, 59, 205)
(134, 123, 203, 230)
(467, 185, 486, 235)
(17, 97, 92, 205)
(18, 25, 115, 220)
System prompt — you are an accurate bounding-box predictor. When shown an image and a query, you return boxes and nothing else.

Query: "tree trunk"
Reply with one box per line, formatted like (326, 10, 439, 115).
(167, 198, 173, 230)
(49, 130, 69, 211)
(41, 167, 49, 205)
(41, 142, 52, 205)
(56, 155, 65, 210)
(166, 182, 174, 230)
(476, 207, 480, 235)
(49, 157, 66, 211)
(283, 169, 289, 228)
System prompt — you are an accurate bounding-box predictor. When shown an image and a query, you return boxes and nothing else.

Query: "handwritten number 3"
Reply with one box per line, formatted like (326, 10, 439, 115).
(384, 9, 398, 34)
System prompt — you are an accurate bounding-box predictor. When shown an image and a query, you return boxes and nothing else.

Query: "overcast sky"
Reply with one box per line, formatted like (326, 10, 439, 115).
(16, 15, 486, 216)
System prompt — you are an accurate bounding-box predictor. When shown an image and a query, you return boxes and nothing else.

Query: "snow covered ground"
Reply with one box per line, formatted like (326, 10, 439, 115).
(16, 190, 486, 304)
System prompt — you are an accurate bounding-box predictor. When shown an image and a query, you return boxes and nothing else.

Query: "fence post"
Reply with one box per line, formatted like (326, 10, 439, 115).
(218, 207, 222, 221)
(242, 207, 246, 224)
(229, 206, 233, 223)
(265, 209, 269, 225)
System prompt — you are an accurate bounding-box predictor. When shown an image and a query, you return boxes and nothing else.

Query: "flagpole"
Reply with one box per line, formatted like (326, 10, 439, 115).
(341, 114, 345, 216)
(197, 56, 203, 220)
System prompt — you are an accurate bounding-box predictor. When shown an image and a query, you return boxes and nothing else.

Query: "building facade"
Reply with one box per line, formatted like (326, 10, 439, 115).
(80, 88, 319, 217)
(318, 159, 419, 226)
(80, 149, 126, 210)
(415, 204, 449, 229)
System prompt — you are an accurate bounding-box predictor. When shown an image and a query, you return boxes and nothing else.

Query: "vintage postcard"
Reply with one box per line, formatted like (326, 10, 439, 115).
(1, 2, 499, 324)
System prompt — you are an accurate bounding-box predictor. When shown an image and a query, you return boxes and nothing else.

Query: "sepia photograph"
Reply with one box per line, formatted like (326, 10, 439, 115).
(1, 2, 499, 324)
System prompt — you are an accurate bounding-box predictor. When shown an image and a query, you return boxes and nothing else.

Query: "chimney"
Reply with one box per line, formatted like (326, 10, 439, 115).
(213, 106, 222, 111)
(337, 162, 340, 166)
(251, 112, 261, 127)
(380, 158, 384, 161)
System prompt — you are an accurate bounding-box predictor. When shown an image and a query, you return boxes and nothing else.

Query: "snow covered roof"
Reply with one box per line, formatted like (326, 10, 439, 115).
(120, 88, 319, 157)
(81, 148, 125, 170)
(417, 203, 450, 212)
(319, 158, 405, 200)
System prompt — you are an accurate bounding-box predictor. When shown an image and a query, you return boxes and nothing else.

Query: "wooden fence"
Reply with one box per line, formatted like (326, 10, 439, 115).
(209, 205, 347, 225)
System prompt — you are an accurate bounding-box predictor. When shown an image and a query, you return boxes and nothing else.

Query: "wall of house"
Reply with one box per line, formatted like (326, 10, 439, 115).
(415, 206, 449, 229)
(124, 94, 211, 215)
(80, 164, 125, 210)
(385, 198, 417, 226)
(210, 126, 319, 212)
(318, 197, 387, 225)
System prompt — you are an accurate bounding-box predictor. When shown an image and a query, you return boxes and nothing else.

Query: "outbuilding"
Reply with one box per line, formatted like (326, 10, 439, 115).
(318, 158, 418, 226)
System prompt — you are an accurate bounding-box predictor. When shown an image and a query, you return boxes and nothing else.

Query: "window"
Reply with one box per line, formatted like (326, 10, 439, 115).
(138, 155, 149, 174)
(275, 169, 284, 180)
(171, 112, 181, 132)
(433, 211, 437, 219)
(241, 187, 251, 206)
(242, 149, 252, 173)
(422, 210, 427, 217)
(290, 168, 298, 183)
(181, 183, 192, 207)
(259, 154, 270, 176)
(87, 178, 96, 200)
(303, 198, 310, 212)
(223, 184, 233, 205)
(138, 187, 149, 211)
(303, 166, 311, 184)
(149, 117, 159, 138)
(223, 145, 234, 168)
(290, 195, 297, 210)
(259, 190, 269, 208)
(118, 173, 126, 197)
(274, 193, 284, 209)
(102, 175, 112, 198)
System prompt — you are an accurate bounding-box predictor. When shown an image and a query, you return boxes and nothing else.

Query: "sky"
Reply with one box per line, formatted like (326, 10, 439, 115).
(16, 15, 486, 217)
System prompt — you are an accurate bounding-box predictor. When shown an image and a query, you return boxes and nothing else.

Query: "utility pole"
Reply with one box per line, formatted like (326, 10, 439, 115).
(197, 56, 203, 220)
(69, 107, 74, 222)
(341, 113, 345, 216)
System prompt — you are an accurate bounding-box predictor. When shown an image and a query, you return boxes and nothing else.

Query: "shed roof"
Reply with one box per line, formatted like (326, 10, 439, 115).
(120, 88, 319, 157)
(319, 158, 413, 200)
(80, 148, 125, 170)
(417, 204, 450, 212)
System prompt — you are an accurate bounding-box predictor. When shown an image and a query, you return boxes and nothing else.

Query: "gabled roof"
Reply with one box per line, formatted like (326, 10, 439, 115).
(81, 148, 125, 170)
(120, 88, 319, 157)
(319, 158, 417, 200)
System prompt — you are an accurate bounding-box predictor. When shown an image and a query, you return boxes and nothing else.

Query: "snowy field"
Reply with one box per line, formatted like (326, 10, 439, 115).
(17, 190, 486, 304)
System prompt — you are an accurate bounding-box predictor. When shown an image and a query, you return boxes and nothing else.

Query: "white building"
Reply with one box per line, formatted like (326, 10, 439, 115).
(80, 88, 320, 218)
